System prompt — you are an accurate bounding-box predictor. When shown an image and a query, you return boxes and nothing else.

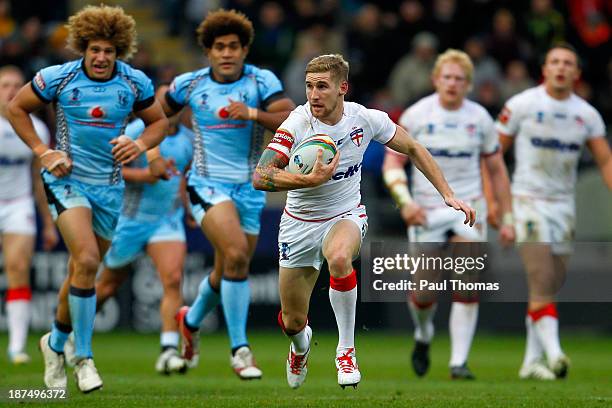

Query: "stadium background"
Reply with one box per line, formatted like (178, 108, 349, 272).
(1, 0, 611, 340)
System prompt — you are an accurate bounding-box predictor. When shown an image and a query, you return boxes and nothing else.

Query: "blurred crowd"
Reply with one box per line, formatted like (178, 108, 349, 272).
(1, 0, 610, 125)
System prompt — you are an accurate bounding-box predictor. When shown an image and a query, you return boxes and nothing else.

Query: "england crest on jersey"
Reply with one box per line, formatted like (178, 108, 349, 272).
(350, 127, 364, 147)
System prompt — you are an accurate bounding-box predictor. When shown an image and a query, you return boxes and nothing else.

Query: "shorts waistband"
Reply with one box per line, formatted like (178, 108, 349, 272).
(284, 204, 364, 223)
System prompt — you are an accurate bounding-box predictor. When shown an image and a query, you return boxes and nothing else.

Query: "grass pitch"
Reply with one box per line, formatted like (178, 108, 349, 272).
(1, 330, 611, 407)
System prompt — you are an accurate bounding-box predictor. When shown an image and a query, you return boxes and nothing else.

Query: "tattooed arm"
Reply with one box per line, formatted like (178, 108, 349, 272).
(252, 148, 340, 192)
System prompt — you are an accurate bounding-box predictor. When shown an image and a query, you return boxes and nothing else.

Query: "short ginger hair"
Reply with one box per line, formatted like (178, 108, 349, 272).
(196, 9, 254, 49)
(66, 5, 137, 60)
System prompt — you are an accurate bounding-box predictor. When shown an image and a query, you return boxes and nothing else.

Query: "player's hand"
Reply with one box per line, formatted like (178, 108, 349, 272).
(41, 223, 59, 251)
(40, 149, 72, 178)
(444, 195, 476, 227)
(487, 200, 500, 229)
(150, 157, 179, 180)
(186, 212, 199, 229)
(306, 149, 340, 187)
(498, 224, 516, 248)
(225, 98, 250, 121)
(110, 135, 145, 165)
(400, 202, 427, 226)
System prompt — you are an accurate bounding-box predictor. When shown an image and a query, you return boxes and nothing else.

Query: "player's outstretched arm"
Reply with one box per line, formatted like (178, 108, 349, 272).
(386, 124, 475, 226)
(253, 148, 339, 192)
(587, 138, 612, 191)
(7, 83, 72, 177)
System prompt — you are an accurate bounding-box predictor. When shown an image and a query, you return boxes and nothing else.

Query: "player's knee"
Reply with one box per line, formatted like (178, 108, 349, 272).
(5, 257, 30, 276)
(72, 251, 100, 275)
(163, 270, 182, 292)
(283, 311, 307, 333)
(223, 246, 249, 273)
(326, 252, 352, 278)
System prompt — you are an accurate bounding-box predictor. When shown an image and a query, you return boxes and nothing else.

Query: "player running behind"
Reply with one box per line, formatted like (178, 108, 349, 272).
(63, 113, 193, 375)
(7, 5, 168, 392)
(253, 54, 476, 389)
(495, 43, 611, 380)
(158, 9, 295, 379)
(382, 49, 515, 380)
(0, 65, 59, 364)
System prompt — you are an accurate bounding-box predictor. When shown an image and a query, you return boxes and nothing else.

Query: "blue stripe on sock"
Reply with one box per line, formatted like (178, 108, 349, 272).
(186, 276, 221, 329)
(220, 278, 250, 349)
(68, 287, 96, 359)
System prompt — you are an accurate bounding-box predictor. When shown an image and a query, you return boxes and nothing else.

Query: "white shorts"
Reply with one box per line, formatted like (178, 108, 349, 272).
(513, 195, 575, 254)
(409, 197, 487, 242)
(278, 205, 368, 270)
(0, 196, 36, 236)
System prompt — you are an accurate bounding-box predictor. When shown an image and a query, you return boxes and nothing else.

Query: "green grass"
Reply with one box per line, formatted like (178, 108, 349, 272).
(1, 330, 612, 407)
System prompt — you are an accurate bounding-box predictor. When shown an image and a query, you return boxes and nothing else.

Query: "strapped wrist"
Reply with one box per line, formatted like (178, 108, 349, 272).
(502, 212, 514, 226)
(248, 107, 258, 121)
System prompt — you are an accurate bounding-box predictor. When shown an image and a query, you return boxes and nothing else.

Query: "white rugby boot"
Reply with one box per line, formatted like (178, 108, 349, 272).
(230, 346, 263, 380)
(74, 358, 103, 393)
(286, 326, 312, 389)
(336, 347, 361, 388)
(39, 332, 67, 389)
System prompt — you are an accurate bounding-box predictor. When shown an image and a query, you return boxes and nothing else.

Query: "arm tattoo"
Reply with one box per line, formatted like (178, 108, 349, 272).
(254, 149, 289, 191)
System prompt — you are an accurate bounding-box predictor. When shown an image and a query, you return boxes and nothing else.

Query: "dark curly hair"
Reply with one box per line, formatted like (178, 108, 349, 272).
(196, 9, 254, 50)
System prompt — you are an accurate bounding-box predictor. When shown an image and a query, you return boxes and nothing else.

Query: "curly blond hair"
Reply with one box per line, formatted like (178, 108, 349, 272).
(66, 5, 137, 60)
(196, 9, 254, 49)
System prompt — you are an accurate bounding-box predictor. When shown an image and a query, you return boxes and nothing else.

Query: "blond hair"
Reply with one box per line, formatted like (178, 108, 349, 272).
(305, 54, 349, 84)
(66, 5, 137, 60)
(432, 49, 474, 83)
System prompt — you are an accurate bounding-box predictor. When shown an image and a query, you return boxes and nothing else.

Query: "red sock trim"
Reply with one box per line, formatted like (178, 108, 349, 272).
(330, 269, 357, 292)
(6, 287, 32, 301)
(409, 294, 435, 309)
(277, 310, 307, 336)
(528, 303, 558, 322)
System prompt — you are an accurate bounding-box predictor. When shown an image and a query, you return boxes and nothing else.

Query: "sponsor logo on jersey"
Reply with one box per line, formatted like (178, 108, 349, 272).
(279, 242, 290, 260)
(34, 72, 45, 90)
(553, 112, 567, 120)
(217, 106, 230, 119)
(350, 127, 364, 147)
(270, 129, 294, 149)
(93, 86, 106, 93)
(0, 156, 27, 166)
(90, 106, 106, 119)
(530, 137, 580, 152)
(536, 111, 544, 123)
(332, 162, 362, 180)
(428, 148, 473, 158)
(117, 90, 129, 108)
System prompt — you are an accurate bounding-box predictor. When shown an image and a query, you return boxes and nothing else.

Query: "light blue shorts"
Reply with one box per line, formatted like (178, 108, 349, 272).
(42, 172, 122, 241)
(186, 178, 266, 235)
(104, 208, 186, 269)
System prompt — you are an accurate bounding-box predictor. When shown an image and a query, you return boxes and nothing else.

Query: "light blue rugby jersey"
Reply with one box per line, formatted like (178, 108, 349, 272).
(166, 64, 284, 183)
(31, 58, 155, 185)
(121, 119, 193, 221)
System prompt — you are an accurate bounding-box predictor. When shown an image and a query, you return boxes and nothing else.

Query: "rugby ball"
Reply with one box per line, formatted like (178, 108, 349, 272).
(287, 134, 337, 175)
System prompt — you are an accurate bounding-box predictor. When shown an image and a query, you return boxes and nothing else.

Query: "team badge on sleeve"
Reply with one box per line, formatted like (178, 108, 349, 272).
(34, 72, 46, 90)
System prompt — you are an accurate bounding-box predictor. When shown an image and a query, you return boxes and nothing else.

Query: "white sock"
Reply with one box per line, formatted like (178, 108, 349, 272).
(533, 316, 563, 363)
(408, 300, 436, 344)
(289, 326, 311, 354)
(449, 302, 478, 367)
(160, 331, 179, 349)
(329, 286, 357, 350)
(523, 315, 544, 366)
(7, 299, 31, 354)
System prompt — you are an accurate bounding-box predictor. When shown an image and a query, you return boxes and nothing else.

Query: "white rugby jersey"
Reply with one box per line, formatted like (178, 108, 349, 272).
(397, 94, 498, 208)
(496, 85, 605, 199)
(0, 115, 49, 200)
(267, 101, 396, 219)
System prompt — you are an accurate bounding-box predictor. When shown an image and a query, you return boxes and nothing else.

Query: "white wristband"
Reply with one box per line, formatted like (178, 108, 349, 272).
(383, 169, 413, 207)
(248, 107, 258, 121)
(502, 212, 514, 226)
